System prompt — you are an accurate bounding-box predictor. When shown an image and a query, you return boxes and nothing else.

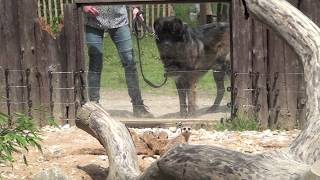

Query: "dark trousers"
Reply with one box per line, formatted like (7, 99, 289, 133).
(85, 25, 143, 105)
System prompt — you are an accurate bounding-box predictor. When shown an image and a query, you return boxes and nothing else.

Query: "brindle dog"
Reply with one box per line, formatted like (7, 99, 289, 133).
(154, 16, 230, 117)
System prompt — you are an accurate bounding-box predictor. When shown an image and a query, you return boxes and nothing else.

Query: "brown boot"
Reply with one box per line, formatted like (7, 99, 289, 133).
(133, 105, 154, 118)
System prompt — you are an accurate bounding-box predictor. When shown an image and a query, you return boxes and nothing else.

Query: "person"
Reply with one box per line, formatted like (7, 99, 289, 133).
(83, 5, 153, 118)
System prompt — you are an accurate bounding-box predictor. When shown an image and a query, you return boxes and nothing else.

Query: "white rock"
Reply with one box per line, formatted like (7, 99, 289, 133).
(48, 145, 64, 158)
(61, 124, 70, 129)
(98, 155, 108, 161)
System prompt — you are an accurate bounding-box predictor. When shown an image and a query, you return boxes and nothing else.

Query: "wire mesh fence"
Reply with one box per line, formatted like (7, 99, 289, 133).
(0, 62, 306, 126)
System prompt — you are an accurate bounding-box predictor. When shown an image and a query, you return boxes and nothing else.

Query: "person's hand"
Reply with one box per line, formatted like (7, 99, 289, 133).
(83, 6, 99, 16)
(133, 7, 144, 21)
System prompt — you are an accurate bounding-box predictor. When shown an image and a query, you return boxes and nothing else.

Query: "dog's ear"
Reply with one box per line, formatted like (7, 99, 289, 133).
(153, 18, 162, 34)
(172, 17, 184, 33)
(181, 24, 191, 42)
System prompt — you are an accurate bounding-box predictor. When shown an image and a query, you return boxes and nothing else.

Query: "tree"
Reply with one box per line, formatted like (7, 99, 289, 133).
(76, 0, 320, 179)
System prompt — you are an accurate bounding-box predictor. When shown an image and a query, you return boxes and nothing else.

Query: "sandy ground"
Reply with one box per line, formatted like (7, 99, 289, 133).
(0, 90, 300, 179)
(0, 125, 300, 180)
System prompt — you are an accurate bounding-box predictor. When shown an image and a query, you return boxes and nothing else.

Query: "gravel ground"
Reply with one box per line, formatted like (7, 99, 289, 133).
(0, 125, 300, 180)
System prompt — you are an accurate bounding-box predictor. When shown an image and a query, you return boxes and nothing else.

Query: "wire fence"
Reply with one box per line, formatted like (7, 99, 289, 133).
(0, 65, 307, 124)
(0, 66, 233, 122)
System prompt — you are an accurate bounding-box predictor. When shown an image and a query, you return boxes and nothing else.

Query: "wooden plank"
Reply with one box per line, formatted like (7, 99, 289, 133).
(34, 22, 50, 126)
(17, 0, 46, 125)
(60, 0, 64, 16)
(37, 0, 42, 17)
(162, 4, 166, 16)
(122, 118, 219, 129)
(54, 0, 58, 18)
(48, 0, 53, 25)
(43, 0, 48, 22)
(267, 31, 291, 129)
(283, 45, 300, 129)
(251, 20, 268, 129)
(3, 0, 26, 124)
(264, 0, 298, 130)
(151, 4, 154, 28)
(61, 4, 78, 125)
(157, 4, 160, 19)
(0, 0, 6, 115)
(75, 0, 231, 5)
(146, 4, 149, 27)
(75, 7, 87, 123)
(34, 19, 71, 126)
(231, 0, 253, 119)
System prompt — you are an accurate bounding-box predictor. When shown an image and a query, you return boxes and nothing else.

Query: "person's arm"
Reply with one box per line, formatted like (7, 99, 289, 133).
(131, 5, 144, 21)
(83, 6, 99, 16)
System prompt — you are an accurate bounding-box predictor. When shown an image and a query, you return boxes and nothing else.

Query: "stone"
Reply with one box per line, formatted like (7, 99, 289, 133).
(32, 167, 69, 180)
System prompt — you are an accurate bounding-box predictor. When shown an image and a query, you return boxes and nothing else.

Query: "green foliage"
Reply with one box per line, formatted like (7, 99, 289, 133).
(0, 113, 42, 165)
(173, 4, 199, 27)
(214, 114, 258, 131)
(47, 116, 59, 128)
(50, 16, 62, 35)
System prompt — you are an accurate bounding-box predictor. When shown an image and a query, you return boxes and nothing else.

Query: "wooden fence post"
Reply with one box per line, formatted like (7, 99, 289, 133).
(251, 20, 269, 129)
(0, 0, 26, 124)
(17, 0, 45, 125)
(231, 0, 254, 121)
(61, 3, 86, 125)
(60, 4, 78, 126)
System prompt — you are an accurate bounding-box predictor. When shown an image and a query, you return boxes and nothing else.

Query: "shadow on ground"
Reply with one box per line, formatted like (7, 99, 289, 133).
(77, 164, 108, 180)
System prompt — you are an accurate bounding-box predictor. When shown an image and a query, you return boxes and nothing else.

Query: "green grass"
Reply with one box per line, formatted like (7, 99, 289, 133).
(93, 3, 228, 96)
(99, 34, 229, 96)
(214, 114, 258, 131)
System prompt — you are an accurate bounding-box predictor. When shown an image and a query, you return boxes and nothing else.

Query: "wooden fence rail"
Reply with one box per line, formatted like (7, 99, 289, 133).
(37, 0, 173, 28)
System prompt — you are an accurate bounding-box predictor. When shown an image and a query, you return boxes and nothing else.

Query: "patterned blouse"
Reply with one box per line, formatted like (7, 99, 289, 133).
(86, 5, 128, 30)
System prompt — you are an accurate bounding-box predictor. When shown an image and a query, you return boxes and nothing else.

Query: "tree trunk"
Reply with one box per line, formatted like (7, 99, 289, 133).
(76, 0, 320, 179)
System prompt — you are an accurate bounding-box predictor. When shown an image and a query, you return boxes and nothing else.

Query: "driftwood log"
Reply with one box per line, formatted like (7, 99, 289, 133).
(76, 103, 140, 180)
(76, 0, 320, 179)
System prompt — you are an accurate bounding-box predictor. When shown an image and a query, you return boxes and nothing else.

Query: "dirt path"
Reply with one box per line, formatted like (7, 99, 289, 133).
(99, 89, 231, 121)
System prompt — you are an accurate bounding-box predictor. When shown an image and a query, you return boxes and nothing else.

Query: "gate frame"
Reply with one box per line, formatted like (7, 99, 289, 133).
(69, 0, 235, 124)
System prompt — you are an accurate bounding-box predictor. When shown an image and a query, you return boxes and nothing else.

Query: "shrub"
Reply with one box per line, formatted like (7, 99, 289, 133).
(0, 113, 42, 165)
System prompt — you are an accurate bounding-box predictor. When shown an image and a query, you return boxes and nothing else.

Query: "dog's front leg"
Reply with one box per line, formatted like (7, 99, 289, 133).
(187, 82, 197, 116)
(175, 81, 187, 118)
(208, 70, 225, 112)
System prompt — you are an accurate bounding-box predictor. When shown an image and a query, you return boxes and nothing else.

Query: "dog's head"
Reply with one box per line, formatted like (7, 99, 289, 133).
(153, 17, 192, 76)
(154, 16, 187, 45)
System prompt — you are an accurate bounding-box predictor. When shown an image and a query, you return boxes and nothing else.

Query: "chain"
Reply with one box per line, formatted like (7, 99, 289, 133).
(25, 68, 32, 118)
(48, 70, 54, 120)
(4, 68, 11, 126)
(79, 69, 86, 105)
